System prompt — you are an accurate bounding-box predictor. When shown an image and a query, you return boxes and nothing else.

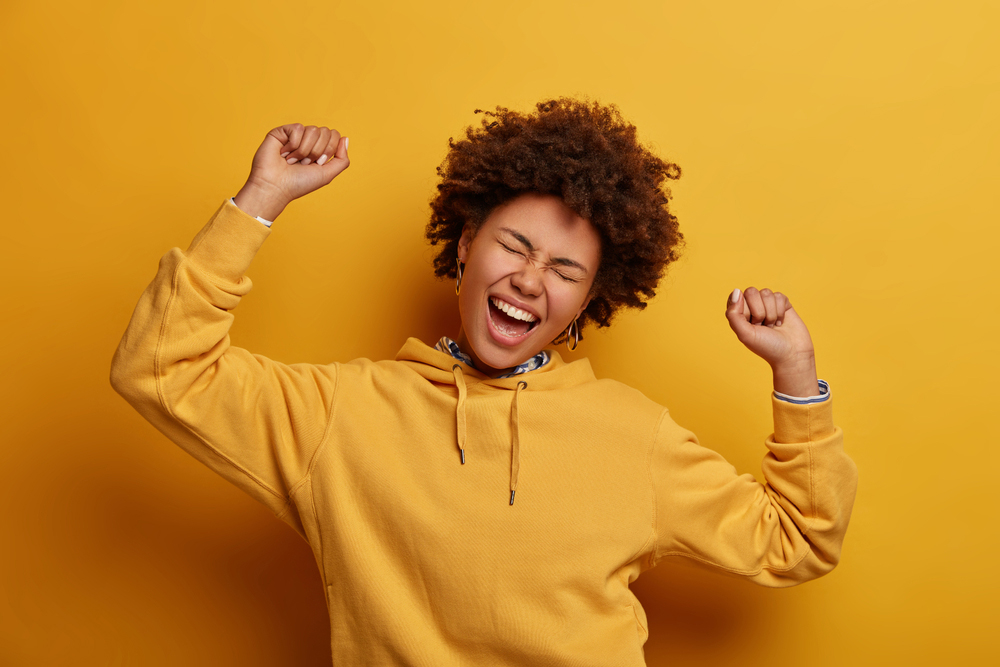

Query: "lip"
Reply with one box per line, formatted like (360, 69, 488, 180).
(486, 293, 542, 347)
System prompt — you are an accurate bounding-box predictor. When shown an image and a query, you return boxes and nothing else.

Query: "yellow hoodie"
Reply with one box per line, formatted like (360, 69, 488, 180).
(111, 199, 858, 666)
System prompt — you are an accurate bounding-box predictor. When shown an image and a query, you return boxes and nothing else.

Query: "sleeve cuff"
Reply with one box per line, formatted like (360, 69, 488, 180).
(185, 199, 271, 283)
(771, 383, 836, 443)
(230, 196, 274, 227)
(774, 379, 831, 404)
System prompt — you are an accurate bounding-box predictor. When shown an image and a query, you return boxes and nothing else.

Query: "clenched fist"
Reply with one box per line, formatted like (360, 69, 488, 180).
(234, 124, 350, 221)
(725, 287, 821, 397)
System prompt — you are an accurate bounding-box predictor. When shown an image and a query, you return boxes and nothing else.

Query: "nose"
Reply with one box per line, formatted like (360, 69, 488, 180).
(510, 260, 544, 296)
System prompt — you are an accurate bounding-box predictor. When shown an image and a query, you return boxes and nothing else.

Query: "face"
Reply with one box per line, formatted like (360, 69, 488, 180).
(455, 192, 602, 376)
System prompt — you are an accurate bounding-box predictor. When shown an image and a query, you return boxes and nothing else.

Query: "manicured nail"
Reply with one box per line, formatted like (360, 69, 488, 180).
(317, 154, 328, 166)
(281, 152, 290, 158)
(730, 288, 740, 304)
(301, 158, 312, 165)
(345, 137, 349, 151)
(286, 157, 298, 164)
(776, 320, 782, 327)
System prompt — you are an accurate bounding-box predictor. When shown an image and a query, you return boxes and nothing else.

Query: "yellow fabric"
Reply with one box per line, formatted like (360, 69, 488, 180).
(111, 200, 859, 666)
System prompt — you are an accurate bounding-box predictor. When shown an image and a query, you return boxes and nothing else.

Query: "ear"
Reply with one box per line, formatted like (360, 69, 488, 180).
(457, 224, 474, 262)
(575, 294, 592, 319)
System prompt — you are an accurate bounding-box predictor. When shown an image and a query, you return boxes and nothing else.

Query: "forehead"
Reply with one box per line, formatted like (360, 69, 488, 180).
(480, 193, 601, 258)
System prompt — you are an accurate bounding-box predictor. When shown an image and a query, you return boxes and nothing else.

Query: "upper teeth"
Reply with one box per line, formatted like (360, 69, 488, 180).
(491, 297, 538, 323)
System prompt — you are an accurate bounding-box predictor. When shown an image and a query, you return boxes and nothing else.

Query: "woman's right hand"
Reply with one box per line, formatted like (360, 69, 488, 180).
(234, 124, 350, 222)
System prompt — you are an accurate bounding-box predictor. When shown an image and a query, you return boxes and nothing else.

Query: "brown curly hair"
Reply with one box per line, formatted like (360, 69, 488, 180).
(426, 98, 683, 341)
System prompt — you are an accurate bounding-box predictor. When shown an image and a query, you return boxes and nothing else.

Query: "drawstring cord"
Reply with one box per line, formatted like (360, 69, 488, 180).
(509, 380, 527, 505)
(452, 365, 467, 464)
(450, 365, 527, 505)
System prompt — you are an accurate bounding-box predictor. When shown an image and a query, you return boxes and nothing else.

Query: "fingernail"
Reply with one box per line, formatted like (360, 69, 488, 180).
(301, 158, 312, 165)
(345, 137, 350, 151)
(281, 152, 290, 158)
(317, 154, 328, 166)
(730, 288, 740, 304)
(776, 320, 782, 327)
(287, 157, 298, 164)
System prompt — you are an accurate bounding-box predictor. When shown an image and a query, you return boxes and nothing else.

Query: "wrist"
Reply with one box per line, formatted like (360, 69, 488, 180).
(234, 179, 288, 222)
(771, 353, 819, 397)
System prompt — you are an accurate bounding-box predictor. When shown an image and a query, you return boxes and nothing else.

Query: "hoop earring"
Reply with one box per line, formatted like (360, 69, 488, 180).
(455, 259, 465, 295)
(566, 317, 580, 351)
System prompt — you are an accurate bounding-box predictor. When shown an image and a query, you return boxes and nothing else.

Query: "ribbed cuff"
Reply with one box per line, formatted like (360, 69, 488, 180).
(774, 379, 831, 404)
(185, 199, 271, 283)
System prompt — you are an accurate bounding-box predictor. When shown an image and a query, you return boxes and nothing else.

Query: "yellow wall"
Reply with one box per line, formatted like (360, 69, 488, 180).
(2, 1, 996, 664)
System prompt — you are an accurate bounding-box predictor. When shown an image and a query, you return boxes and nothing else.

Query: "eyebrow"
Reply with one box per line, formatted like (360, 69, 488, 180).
(498, 227, 590, 274)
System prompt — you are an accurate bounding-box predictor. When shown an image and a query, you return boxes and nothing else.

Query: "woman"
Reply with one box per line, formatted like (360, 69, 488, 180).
(111, 99, 857, 666)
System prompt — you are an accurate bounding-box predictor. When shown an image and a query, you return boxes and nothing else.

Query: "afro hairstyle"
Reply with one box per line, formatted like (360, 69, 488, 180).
(426, 97, 683, 341)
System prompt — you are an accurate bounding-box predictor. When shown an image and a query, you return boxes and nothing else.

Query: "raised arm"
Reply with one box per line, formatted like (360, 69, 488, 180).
(650, 287, 857, 586)
(110, 125, 350, 533)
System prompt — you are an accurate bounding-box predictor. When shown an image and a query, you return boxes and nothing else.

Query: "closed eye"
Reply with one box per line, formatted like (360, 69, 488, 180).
(500, 242, 525, 257)
(553, 270, 580, 283)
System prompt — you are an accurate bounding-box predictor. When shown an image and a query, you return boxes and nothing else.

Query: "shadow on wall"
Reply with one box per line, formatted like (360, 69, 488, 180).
(634, 556, 803, 665)
(47, 429, 333, 665)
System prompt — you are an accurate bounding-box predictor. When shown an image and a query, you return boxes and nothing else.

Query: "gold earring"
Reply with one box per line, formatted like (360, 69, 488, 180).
(566, 317, 580, 351)
(455, 258, 465, 295)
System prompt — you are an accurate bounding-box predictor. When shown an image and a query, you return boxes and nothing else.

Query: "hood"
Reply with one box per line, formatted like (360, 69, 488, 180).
(393, 337, 597, 505)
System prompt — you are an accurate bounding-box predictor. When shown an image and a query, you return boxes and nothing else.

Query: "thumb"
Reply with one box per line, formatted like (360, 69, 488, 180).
(321, 135, 350, 179)
(725, 288, 754, 342)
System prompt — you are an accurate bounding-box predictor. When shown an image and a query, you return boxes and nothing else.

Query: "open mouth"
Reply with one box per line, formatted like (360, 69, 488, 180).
(488, 297, 540, 338)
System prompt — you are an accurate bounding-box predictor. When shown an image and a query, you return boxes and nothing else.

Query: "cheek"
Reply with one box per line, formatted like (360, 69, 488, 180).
(545, 281, 588, 317)
(468, 251, 518, 287)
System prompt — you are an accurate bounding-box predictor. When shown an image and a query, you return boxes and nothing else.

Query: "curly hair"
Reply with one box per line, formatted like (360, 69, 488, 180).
(425, 98, 683, 341)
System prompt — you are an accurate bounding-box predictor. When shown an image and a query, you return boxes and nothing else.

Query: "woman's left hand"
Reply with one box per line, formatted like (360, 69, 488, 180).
(725, 287, 820, 397)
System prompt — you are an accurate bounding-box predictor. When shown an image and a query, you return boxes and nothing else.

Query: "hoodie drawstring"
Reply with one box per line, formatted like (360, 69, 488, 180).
(450, 365, 528, 506)
(452, 365, 468, 464)
(509, 380, 527, 505)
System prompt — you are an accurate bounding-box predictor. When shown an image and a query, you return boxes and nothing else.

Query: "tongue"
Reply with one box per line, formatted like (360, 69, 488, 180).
(491, 301, 533, 337)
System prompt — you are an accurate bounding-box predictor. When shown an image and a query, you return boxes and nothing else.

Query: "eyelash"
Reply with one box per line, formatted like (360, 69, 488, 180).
(499, 242, 579, 283)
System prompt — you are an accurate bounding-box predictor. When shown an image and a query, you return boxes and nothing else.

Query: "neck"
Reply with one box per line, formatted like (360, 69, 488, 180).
(455, 328, 516, 378)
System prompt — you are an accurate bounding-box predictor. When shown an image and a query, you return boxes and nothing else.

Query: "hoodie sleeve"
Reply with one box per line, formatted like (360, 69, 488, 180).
(649, 395, 857, 587)
(110, 200, 338, 535)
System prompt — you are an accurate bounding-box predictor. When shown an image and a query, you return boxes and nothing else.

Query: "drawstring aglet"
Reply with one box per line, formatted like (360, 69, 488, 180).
(509, 490, 516, 505)
(460, 449, 466, 465)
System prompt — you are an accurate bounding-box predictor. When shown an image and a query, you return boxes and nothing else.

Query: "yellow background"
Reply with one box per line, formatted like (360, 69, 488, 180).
(2, 0, 997, 664)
